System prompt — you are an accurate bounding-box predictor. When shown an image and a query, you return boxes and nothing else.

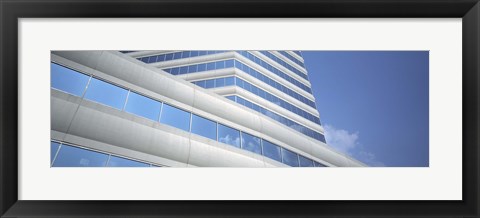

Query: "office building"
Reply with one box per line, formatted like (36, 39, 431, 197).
(50, 50, 366, 167)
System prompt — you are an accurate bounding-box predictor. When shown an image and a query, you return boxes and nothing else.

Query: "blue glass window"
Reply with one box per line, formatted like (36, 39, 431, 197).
(262, 140, 282, 162)
(241, 132, 262, 155)
(51, 141, 61, 164)
(218, 124, 240, 148)
(299, 155, 314, 167)
(205, 79, 215, 88)
(206, 62, 216, 70)
(124, 92, 162, 121)
(198, 63, 206, 72)
(51, 63, 90, 96)
(165, 53, 173, 61)
(159, 104, 191, 131)
(107, 156, 150, 167)
(84, 78, 128, 110)
(191, 114, 217, 140)
(225, 59, 234, 68)
(215, 78, 225, 87)
(314, 161, 327, 167)
(52, 145, 109, 167)
(196, 80, 206, 88)
(225, 95, 236, 101)
(282, 148, 299, 167)
(225, 77, 234, 86)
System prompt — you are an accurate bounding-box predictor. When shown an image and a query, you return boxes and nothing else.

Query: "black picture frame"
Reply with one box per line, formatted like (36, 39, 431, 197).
(1, 0, 479, 217)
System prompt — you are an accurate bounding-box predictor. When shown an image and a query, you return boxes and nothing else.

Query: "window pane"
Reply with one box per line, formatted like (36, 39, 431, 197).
(52, 145, 109, 167)
(107, 156, 150, 167)
(218, 124, 240, 147)
(51, 63, 90, 96)
(205, 79, 215, 88)
(282, 148, 299, 167)
(299, 155, 314, 167)
(225, 95, 236, 101)
(159, 104, 191, 131)
(241, 132, 262, 155)
(191, 114, 217, 140)
(124, 92, 161, 121)
(84, 78, 128, 110)
(51, 141, 61, 164)
(215, 78, 225, 87)
(225, 77, 234, 86)
(262, 140, 281, 162)
(314, 161, 327, 167)
(196, 80, 206, 88)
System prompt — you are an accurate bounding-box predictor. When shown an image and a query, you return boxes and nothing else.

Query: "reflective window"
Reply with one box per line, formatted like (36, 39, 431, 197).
(107, 156, 150, 167)
(191, 114, 217, 140)
(84, 78, 128, 110)
(159, 104, 191, 131)
(299, 155, 314, 167)
(52, 145, 109, 167)
(225, 95, 236, 101)
(241, 132, 262, 155)
(282, 148, 299, 167)
(124, 92, 161, 121)
(225, 77, 235, 86)
(218, 124, 240, 147)
(51, 141, 61, 164)
(314, 161, 327, 167)
(51, 63, 90, 96)
(262, 140, 282, 163)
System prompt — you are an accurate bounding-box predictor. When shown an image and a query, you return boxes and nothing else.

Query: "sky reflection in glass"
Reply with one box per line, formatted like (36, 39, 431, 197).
(51, 63, 90, 96)
(107, 156, 150, 167)
(299, 155, 314, 167)
(262, 140, 282, 163)
(124, 92, 161, 121)
(159, 104, 191, 131)
(191, 114, 217, 140)
(84, 78, 128, 110)
(52, 145, 109, 167)
(241, 132, 262, 155)
(218, 124, 240, 148)
(282, 148, 299, 167)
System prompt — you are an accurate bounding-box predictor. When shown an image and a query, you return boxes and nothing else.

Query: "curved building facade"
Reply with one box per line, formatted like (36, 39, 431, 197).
(50, 50, 366, 167)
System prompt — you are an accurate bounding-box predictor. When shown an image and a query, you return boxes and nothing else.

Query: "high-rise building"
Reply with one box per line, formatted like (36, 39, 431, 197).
(50, 50, 366, 167)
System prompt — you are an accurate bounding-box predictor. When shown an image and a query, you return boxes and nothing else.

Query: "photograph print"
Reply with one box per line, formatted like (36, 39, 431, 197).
(50, 50, 428, 167)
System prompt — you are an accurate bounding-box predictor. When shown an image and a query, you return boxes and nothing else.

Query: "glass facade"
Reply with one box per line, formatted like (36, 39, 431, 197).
(52, 49, 332, 167)
(84, 78, 128, 110)
(51, 63, 90, 96)
(160, 104, 191, 131)
(236, 51, 312, 93)
(106, 156, 151, 167)
(282, 148, 300, 167)
(218, 124, 241, 148)
(226, 95, 326, 143)
(278, 51, 305, 68)
(258, 51, 308, 79)
(52, 144, 109, 167)
(168, 60, 316, 109)
(51, 141, 157, 167)
(299, 155, 314, 167)
(124, 92, 162, 121)
(191, 114, 217, 140)
(241, 132, 262, 155)
(262, 140, 282, 163)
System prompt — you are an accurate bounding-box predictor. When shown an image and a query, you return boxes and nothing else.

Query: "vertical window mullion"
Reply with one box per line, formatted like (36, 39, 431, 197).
(122, 90, 131, 111)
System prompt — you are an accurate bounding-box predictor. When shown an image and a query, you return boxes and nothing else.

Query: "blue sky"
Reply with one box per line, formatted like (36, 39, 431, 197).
(302, 51, 429, 167)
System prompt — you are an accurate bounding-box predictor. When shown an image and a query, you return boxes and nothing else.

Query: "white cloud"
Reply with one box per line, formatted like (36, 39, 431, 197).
(324, 124, 359, 154)
(324, 124, 386, 167)
(357, 151, 386, 167)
